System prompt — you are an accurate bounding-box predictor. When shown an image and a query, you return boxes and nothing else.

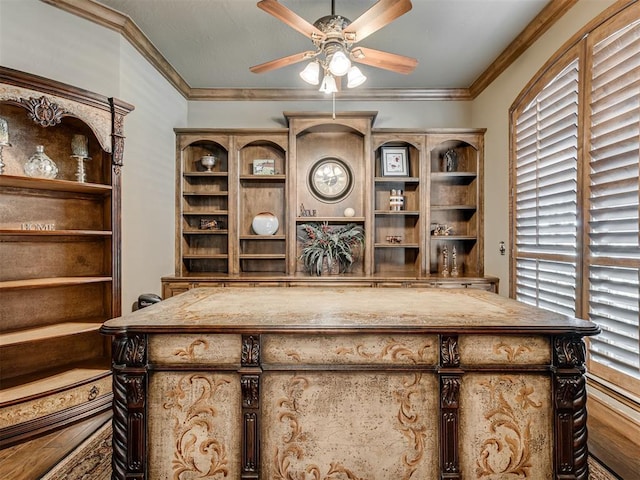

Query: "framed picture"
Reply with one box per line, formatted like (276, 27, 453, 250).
(253, 159, 276, 175)
(381, 147, 409, 176)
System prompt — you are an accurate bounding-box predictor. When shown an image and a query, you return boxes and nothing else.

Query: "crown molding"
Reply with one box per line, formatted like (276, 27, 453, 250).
(188, 87, 472, 101)
(42, 0, 573, 102)
(40, 0, 192, 97)
(469, 0, 579, 98)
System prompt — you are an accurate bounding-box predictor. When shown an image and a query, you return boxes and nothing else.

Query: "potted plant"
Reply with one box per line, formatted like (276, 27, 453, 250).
(297, 222, 365, 276)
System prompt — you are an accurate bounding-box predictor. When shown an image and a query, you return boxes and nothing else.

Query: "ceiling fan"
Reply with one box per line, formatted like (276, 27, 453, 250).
(250, 0, 418, 92)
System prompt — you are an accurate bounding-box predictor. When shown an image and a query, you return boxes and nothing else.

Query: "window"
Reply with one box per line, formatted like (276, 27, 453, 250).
(511, 6, 640, 396)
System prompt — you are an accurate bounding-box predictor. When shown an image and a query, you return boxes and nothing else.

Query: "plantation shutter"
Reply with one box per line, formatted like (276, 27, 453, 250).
(587, 19, 640, 381)
(513, 59, 579, 315)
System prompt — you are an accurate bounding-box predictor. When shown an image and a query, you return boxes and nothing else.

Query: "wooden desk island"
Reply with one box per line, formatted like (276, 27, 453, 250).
(101, 287, 599, 480)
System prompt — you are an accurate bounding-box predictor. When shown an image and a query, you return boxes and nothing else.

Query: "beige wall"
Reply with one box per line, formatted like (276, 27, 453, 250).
(0, 0, 617, 305)
(0, 0, 187, 311)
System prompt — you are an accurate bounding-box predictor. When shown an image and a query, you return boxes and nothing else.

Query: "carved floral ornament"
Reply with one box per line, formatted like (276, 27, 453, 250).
(21, 95, 66, 127)
(163, 374, 230, 479)
(0, 86, 113, 152)
(273, 373, 430, 479)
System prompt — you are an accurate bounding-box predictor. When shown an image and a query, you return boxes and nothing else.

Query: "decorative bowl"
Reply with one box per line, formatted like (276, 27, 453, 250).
(252, 212, 279, 235)
(200, 155, 216, 172)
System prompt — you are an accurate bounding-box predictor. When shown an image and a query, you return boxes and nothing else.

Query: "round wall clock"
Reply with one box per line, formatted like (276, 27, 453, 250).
(308, 158, 353, 203)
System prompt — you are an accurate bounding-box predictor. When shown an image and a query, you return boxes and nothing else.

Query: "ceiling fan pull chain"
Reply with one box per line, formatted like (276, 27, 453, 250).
(332, 93, 336, 120)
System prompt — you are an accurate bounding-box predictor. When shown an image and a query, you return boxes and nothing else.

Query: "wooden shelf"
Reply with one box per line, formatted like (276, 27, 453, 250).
(172, 124, 485, 283)
(0, 174, 112, 195)
(0, 276, 112, 291)
(239, 174, 286, 181)
(0, 322, 102, 348)
(0, 68, 131, 445)
(296, 217, 366, 222)
(431, 172, 477, 184)
(431, 235, 477, 241)
(183, 210, 229, 215)
(183, 229, 228, 235)
(375, 243, 420, 248)
(240, 235, 286, 240)
(0, 229, 112, 237)
(183, 191, 229, 196)
(374, 176, 420, 183)
(374, 210, 421, 216)
(431, 205, 477, 211)
(183, 172, 228, 177)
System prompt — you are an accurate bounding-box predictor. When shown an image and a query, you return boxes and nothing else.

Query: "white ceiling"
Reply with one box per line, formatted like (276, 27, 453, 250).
(93, 0, 551, 91)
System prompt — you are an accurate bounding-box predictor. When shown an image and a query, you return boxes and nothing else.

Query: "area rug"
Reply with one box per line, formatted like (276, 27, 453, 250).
(40, 420, 617, 480)
(589, 456, 621, 480)
(40, 420, 111, 480)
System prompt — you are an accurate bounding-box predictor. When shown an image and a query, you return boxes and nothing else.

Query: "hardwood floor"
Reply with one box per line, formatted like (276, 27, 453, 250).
(588, 413, 639, 480)
(0, 410, 110, 480)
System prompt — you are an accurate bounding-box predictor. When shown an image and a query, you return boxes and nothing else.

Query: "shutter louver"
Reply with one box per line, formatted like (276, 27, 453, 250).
(516, 258, 577, 316)
(588, 20, 640, 381)
(515, 61, 578, 257)
(588, 265, 639, 378)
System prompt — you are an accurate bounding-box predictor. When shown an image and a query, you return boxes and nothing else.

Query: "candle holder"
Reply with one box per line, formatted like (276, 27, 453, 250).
(72, 155, 90, 183)
(442, 245, 449, 277)
(71, 135, 90, 183)
(451, 246, 459, 277)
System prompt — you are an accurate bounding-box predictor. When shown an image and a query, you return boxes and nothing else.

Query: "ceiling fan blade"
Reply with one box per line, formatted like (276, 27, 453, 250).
(343, 0, 412, 43)
(351, 47, 417, 74)
(257, 0, 326, 40)
(250, 51, 317, 74)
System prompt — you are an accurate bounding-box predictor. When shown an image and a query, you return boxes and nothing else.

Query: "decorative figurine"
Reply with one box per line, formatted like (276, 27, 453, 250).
(451, 246, 459, 277)
(389, 188, 404, 211)
(442, 246, 449, 277)
(444, 149, 458, 172)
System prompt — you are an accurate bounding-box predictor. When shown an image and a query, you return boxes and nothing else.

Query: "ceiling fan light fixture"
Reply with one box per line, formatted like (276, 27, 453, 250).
(328, 50, 351, 77)
(347, 66, 366, 88)
(300, 61, 320, 85)
(319, 74, 338, 94)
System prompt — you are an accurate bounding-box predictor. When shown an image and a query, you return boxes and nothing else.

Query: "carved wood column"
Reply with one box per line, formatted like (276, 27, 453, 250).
(241, 335, 262, 479)
(439, 335, 462, 479)
(553, 335, 589, 480)
(111, 333, 148, 480)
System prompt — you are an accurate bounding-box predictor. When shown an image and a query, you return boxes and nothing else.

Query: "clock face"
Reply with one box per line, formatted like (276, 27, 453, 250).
(309, 158, 353, 202)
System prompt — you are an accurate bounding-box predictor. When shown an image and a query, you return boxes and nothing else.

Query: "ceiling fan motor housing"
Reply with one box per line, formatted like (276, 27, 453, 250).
(313, 15, 352, 46)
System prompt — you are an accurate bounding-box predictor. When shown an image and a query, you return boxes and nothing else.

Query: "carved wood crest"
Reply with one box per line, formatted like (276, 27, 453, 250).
(21, 96, 65, 127)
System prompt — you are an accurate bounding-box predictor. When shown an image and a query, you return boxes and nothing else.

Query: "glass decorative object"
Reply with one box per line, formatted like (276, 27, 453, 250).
(71, 135, 90, 183)
(0, 116, 9, 175)
(24, 145, 58, 179)
(71, 134, 89, 157)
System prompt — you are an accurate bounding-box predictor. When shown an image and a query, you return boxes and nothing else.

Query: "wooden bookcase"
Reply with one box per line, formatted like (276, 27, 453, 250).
(0, 67, 133, 446)
(164, 114, 496, 296)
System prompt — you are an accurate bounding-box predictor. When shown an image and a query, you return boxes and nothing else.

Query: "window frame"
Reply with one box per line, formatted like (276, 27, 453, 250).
(510, 1, 640, 398)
